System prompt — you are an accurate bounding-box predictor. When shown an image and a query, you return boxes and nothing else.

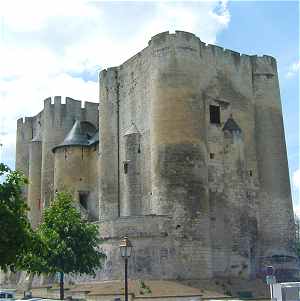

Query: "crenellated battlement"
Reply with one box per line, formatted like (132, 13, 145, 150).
(42, 96, 98, 120)
(146, 31, 277, 75)
(251, 55, 277, 76)
(17, 117, 33, 126)
(148, 31, 170, 46)
(43, 96, 97, 108)
(148, 30, 198, 47)
(17, 117, 34, 137)
(17, 117, 25, 126)
(18, 97, 98, 143)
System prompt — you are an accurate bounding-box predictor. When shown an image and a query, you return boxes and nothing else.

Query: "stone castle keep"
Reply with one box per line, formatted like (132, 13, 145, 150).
(16, 31, 296, 283)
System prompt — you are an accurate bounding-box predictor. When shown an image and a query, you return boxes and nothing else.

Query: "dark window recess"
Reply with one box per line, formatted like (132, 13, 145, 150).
(79, 191, 89, 210)
(137, 144, 141, 153)
(210, 153, 215, 159)
(210, 105, 221, 124)
(124, 161, 128, 174)
(249, 170, 253, 177)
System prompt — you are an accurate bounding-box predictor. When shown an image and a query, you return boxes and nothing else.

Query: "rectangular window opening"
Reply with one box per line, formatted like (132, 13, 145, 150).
(123, 161, 128, 174)
(210, 153, 215, 159)
(210, 105, 221, 124)
(79, 191, 89, 210)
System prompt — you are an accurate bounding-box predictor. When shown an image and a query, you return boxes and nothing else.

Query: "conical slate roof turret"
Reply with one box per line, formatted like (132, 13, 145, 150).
(124, 123, 141, 136)
(52, 120, 97, 152)
(222, 117, 242, 133)
(89, 131, 99, 145)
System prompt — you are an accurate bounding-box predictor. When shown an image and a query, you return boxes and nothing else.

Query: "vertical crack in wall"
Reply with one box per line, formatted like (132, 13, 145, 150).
(116, 70, 121, 217)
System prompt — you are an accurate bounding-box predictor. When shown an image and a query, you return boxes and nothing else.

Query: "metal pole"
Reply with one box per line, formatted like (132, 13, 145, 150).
(60, 271, 64, 300)
(269, 283, 273, 300)
(271, 283, 274, 300)
(125, 257, 128, 301)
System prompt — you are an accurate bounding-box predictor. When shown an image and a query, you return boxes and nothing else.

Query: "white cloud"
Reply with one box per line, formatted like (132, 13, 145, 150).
(0, 1, 230, 167)
(1, 1, 100, 32)
(286, 60, 300, 78)
(294, 205, 300, 219)
(293, 169, 300, 190)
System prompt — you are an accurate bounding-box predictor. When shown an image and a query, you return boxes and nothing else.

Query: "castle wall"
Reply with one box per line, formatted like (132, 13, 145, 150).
(199, 41, 260, 278)
(16, 112, 43, 199)
(28, 140, 42, 228)
(117, 49, 153, 216)
(99, 69, 121, 219)
(123, 129, 142, 216)
(98, 31, 295, 281)
(252, 56, 295, 263)
(70, 216, 217, 282)
(54, 145, 99, 220)
(41, 96, 81, 207)
(54, 146, 90, 194)
(16, 118, 33, 191)
(41, 96, 98, 208)
(16, 96, 98, 226)
(88, 144, 100, 220)
(16, 31, 295, 284)
(149, 32, 212, 278)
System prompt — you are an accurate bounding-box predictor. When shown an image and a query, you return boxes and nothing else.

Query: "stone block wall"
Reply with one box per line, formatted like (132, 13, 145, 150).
(16, 97, 99, 221)
(16, 31, 296, 284)
(98, 31, 296, 281)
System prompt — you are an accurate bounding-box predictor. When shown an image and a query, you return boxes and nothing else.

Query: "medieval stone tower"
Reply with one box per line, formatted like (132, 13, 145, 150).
(16, 31, 296, 283)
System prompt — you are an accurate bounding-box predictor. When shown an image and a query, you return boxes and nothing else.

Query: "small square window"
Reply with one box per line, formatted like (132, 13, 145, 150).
(210, 105, 220, 124)
(210, 153, 215, 159)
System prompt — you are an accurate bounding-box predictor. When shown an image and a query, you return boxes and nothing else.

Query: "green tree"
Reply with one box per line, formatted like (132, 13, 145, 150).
(0, 163, 32, 271)
(19, 191, 106, 300)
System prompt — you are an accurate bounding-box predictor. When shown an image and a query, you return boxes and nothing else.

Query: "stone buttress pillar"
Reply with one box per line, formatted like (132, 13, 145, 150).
(122, 124, 142, 216)
(252, 56, 295, 260)
(148, 31, 212, 279)
(16, 117, 33, 199)
(28, 138, 42, 228)
(99, 68, 120, 219)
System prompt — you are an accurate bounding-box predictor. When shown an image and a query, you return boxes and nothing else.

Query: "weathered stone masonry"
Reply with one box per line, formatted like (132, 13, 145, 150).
(16, 31, 296, 283)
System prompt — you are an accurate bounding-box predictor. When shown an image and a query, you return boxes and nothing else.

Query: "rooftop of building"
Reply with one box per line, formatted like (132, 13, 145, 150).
(52, 120, 99, 152)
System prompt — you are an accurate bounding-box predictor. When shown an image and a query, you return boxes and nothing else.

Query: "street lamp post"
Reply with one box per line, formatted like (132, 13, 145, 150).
(120, 236, 133, 301)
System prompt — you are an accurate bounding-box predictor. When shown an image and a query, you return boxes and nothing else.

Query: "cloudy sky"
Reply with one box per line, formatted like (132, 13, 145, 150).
(0, 1, 299, 211)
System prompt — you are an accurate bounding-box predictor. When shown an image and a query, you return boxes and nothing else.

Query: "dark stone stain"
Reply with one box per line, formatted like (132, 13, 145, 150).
(157, 143, 208, 216)
(135, 255, 152, 274)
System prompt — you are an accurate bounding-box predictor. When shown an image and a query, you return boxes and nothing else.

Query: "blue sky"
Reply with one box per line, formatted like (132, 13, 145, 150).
(0, 0, 299, 212)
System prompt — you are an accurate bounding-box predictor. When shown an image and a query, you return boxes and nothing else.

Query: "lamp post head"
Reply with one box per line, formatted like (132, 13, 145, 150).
(120, 236, 133, 258)
(266, 265, 275, 276)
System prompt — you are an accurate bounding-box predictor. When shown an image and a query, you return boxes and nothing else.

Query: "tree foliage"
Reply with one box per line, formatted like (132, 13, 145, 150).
(19, 191, 106, 276)
(0, 163, 32, 271)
